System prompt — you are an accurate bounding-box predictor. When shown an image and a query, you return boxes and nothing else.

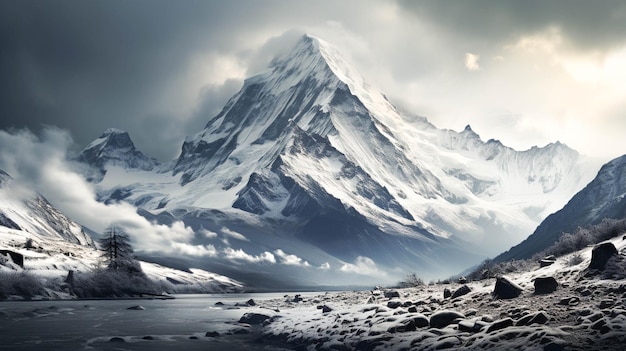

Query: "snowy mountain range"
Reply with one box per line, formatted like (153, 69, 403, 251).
(74, 35, 601, 285)
(495, 153, 626, 262)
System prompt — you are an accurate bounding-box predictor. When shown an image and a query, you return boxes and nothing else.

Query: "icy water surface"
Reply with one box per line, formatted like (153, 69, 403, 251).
(0, 292, 313, 351)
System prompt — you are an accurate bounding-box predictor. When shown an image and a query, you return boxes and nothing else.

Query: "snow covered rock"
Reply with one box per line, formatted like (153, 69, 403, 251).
(451, 284, 472, 299)
(429, 310, 465, 328)
(239, 312, 271, 325)
(493, 276, 523, 299)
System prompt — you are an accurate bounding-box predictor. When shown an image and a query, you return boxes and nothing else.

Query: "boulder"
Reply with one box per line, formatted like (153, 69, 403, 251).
(429, 310, 465, 328)
(127, 305, 145, 310)
(589, 242, 618, 270)
(451, 285, 471, 299)
(534, 276, 558, 294)
(412, 314, 430, 328)
(384, 290, 400, 299)
(321, 305, 333, 313)
(239, 312, 271, 325)
(493, 276, 523, 299)
(387, 301, 402, 309)
(443, 288, 452, 299)
(516, 311, 549, 326)
(485, 317, 514, 333)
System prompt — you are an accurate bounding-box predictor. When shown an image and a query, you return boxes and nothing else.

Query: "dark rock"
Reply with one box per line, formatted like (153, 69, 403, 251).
(387, 301, 402, 309)
(322, 305, 333, 313)
(458, 320, 475, 332)
(232, 328, 250, 335)
(387, 318, 416, 333)
(534, 277, 559, 294)
(127, 305, 145, 310)
(588, 242, 618, 270)
(486, 317, 514, 333)
(109, 337, 125, 343)
(429, 310, 465, 328)
(205, 331, 220, 337)
(239, 312, 271, 325)
(599, 300, 614, 309)
(215, 302, 224, 306)
(451, 285, 471, 299)
(558, 297, 580, 306)
(443, 288, 452, 299)
(412, 314, 430, 328)
(246, 299, 256, 306)
(408, 306, 418, 313)
(591, 318, 607, 330)
(189, 336, 198, 340)
(142, 336, 154, 340)
(458, 276, 467, 284)
(292, 295, 303, 303)
(384, 290, 400, 299)
(544, 342, 565, 351)
(539, 259, 556, 267)
(517, 311, 549, 326)
(493, 276, 523, 299)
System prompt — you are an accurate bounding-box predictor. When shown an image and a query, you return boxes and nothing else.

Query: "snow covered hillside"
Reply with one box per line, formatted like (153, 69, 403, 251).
(496, 153, 626, 262)
(0, 170, 243, 297)
(78, 34, 601, 283)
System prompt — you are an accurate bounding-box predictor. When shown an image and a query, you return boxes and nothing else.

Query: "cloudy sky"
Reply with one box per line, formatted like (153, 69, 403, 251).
(2, 0, 626, 162)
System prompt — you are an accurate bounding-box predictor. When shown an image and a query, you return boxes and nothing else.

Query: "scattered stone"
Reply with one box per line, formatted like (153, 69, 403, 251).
(384, 290, 400, 299)
(493, 276, 523, 299)
(451, 285, 471, 299)
(142, 336, 154, 340)
(588, 242, 618, 270)
(412, 314, 430, 328)
(486, 317, 514, 333)
(558, 297, 580, 306)
(127, 305, 145, 310)
(215, 302, 224, 306)
(599, 300, 614, 309)
(517, 311, 549, 326)
(443, 288, 452, 299)
(189, 336, 198, 340)
(458, 276, 467, 284)
(429, 310, 465, 328)
(109, 337, 125, 343)
(246, 299, 256, 306)
(232, 328, 251, 335)
(540, 259, 556, 267)
(408, 306, 418, 313)
(239, 312, 271, 325)
(205, 331, 220, 337)
(322, 305, 333, 313)
(387, 301, 402, 309)
(534, 277, 559, 294)
(387, 318, 416, 333)
(458, 319, 475, 332)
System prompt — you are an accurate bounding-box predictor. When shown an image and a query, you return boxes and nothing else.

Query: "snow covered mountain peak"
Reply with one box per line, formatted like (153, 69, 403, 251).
(81, 35, 603, 282)
(79, 128, 159, 181)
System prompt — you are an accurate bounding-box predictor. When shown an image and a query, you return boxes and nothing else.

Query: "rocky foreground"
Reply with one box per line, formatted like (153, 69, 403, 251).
(232, 238, 626, 350)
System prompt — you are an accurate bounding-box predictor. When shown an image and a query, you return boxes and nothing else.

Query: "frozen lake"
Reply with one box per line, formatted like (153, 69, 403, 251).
(0, 292, 318, 351)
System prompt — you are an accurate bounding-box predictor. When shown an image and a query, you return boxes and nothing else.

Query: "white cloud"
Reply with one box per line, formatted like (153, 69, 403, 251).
(0, 127, 198, 255)
(221, 227, 249, 241)
(274, 249, 310, 267)
(223, 247, 276, 264)
(319, 262, 331, 270)
(339, 256, 384, 276)
(201, 228, 218, 239)
(171, 242, 218, 257)
(465, 53, 480, 71)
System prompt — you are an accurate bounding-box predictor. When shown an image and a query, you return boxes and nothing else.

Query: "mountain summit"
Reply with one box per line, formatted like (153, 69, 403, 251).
(80, 35, 600, 284)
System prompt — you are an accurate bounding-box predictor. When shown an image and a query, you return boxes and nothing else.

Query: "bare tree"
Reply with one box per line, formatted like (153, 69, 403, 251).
(99, 225, 141, 273)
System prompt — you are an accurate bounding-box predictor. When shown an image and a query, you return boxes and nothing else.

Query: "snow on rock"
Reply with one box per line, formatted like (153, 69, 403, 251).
(249, 236, 626, 350)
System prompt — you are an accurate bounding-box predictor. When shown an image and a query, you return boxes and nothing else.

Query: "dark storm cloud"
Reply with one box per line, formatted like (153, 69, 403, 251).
(398, 0, 626, 51)
(0, 0, 314, 160)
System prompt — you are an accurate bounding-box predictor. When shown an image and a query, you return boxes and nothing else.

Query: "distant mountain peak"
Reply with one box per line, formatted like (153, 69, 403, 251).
(79, 129, 159, 180)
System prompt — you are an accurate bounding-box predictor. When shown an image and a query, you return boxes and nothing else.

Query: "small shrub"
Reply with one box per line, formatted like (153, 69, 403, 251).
(395, 273, 425, 288)
(0, 271, 45, 299)
(566, 253, 584, 266)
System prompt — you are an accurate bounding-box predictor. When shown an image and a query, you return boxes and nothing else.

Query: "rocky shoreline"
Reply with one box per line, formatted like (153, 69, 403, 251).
(232, 240, 626, 350)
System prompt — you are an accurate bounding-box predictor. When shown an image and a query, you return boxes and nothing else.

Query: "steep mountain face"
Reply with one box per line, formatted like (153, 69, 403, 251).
(495, 154, 626, 262)
(78, 128, 159, 181)
(0, 170, 95, 247)
(79, 35, 600, 282)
